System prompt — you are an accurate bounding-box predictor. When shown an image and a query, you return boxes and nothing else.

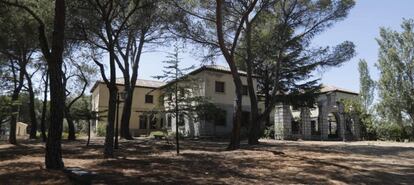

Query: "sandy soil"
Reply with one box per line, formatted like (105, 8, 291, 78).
(0, 138, 413, 185)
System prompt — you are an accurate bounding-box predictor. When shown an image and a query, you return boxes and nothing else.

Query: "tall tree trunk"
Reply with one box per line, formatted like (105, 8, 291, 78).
(40, 71, 49, 142)
(119, 32, 145, 140)
(45, 0, 66, 170)
(215, 0, 246, 150)
(8, 60, 25, 145)
(245, 21, 261, 145)
(104, 85, 117, 158)
(120, 87, 133, 139)
(25, 72, 38, 139)
(65, 107, 76, 140)
(8, 93, 19, 145)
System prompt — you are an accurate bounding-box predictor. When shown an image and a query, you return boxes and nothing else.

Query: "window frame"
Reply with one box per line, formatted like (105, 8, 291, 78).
(215, 81, 225, 93)
(139, 115, 148, 129)
(145, 94, 154, 104)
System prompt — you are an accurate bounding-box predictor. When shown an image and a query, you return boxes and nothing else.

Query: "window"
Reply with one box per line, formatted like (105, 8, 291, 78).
(292, 120, 300, 134)
(145, 95, 154, 104)
(167, 114, 172, 127)
(215, 81, 225, 93)
(215, 111, 227, 126)
(150, 115, 157, 129)
(160, 118, 164, 128)
(311, 120, 319, 135)
(242, 85, 248, 96)
(178, 113, 185, 126)
(139, 115, 147, 129)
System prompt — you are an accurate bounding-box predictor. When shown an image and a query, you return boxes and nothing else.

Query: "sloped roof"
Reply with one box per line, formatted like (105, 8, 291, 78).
(320, 85, 358, 95)
(90, 79, 166, 92)
(116, 78, 166, 88)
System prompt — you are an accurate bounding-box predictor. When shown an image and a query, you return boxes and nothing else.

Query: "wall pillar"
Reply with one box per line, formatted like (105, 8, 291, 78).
(300, 107, 312, 140)
(319, 101, 329, 140)
(274, 103, 292, 140)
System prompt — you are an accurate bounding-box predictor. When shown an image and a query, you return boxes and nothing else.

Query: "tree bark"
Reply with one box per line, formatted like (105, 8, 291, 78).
(215, 0, 249, 150)
(8, 59, 26, 145)
(40, 71, 49, 142)
(25, 71, 38, 139)
(104, 84, 117, 158)
(45, 0, 66, 170)
(65, 107, 76, 140)
(86, 119, 91, 146)
(245, 20, 261, 145)
(8, 94, 19, 145)
(119, 32, 146, 140)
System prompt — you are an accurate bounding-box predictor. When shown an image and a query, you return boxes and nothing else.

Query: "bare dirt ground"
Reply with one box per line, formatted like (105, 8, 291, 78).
(0, 138, 413, 185)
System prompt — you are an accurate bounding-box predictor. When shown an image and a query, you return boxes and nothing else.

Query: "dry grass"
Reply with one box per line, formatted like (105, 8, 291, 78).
(0, 138, 413, 185)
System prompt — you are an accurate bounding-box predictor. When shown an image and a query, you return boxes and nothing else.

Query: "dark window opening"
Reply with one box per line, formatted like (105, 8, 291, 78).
(139, 115, 147, 129)
(160, 118, 164, 128)
(311, 120, 319, 135)
(150, 115, 157, 129)
(178, 113, 185, 126)
(167, 114, 172, 127)
(292, 120, 300, 134)
(215, 81, 225, 93)
(145, 95, 154, 104)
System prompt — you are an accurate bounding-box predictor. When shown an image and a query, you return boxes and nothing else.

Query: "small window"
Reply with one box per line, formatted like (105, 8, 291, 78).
(145, 94, 154, 104)
(215, 111, 227, 126)
(242, 85, 248, 96)
(167, 114, 172, 127)
(139, 115, 147, 129)
(215, 81, 225, 93)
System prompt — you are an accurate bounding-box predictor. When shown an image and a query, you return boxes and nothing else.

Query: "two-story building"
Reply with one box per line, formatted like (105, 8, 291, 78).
(91, 65, 361, 140)
(91, 65, 258, 137)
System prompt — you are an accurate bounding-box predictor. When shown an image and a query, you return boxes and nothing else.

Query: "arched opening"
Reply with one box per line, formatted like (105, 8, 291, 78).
(328, 112, 339, 139)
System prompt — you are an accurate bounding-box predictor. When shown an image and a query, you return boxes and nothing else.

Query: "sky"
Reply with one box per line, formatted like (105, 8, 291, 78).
(128, 0, 414, 93)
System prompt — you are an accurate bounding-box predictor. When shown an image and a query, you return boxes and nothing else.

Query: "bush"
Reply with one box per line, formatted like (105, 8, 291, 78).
(96, 123, 106, 137)
(375, 123, 405, 141)
(262, 125, 275, 139)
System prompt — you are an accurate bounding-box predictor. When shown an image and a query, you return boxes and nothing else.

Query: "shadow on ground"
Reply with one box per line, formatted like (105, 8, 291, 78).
(0, 138, 413, 184)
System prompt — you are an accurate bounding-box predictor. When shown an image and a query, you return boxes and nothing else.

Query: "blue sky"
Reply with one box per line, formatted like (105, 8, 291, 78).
(133, 1, 414, 93)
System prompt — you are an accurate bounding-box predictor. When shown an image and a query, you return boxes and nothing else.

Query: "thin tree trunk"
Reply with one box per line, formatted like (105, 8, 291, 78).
(65, 107, 76, 140)
(25, 72, 38, 139)
(86, 119, 91, 146)
(8, 94, 19, 145)
(8, 59, 25, 145)
(245, 21, 261, 145)
(40, 71, 49, 142)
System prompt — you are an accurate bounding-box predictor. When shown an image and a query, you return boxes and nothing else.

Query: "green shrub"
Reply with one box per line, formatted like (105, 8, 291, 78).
(96, 123, 106, 137)
(262, 125, 275, 139)
(376, 123, 404, 141)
